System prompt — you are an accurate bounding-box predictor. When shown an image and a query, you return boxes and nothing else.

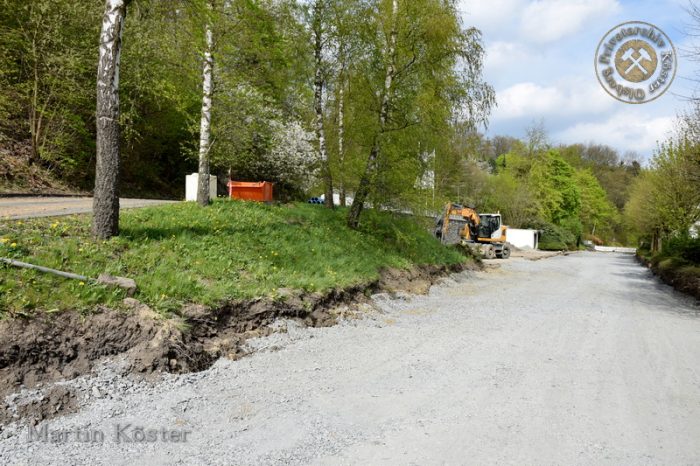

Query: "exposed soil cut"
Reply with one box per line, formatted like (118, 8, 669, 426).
(0, 262, 471, 426)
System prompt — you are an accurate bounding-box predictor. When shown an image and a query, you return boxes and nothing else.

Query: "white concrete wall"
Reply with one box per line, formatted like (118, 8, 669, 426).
(506, 228, 539, 249)
(594, 246, 636, 253)
(185, 173, 217, 201)
(319, 193, 354, 206)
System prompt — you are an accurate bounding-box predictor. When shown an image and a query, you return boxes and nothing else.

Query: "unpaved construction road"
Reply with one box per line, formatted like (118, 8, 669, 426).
(2, 252, 699, 465)
(0, 197, 176, 219)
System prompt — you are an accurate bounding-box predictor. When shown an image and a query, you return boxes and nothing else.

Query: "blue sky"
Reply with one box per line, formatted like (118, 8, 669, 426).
(458, 0, 698, 160)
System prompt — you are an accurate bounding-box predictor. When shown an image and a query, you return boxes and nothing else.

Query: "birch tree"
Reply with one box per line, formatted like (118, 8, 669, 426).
(329, 0, 360, 208)
(347, 0, 398, 229)
(93, 0, 130, 239)
(197, 2, 214, 207)
(312, 0, 333, 208)
(336, 55, 346, 206)
(345, 0, 495, 228)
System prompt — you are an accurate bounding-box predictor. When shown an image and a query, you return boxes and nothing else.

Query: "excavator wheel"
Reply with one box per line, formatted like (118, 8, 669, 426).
(500, 244, 511, 259)
(482, 244, 497, 259)
(496, 244, 511, 259)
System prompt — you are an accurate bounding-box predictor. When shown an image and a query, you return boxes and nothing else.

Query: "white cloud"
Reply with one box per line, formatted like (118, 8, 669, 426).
(485, 41, 532, 71)
(493, 79, 614, 120)
(555, 110, 675, 155)
(520, 0, 621, 43)
(459, 0, 525, 33)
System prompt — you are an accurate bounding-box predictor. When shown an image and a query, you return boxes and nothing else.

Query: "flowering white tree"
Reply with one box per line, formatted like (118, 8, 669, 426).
(211, 82, 319, 195)
(266, 120, 319, 190)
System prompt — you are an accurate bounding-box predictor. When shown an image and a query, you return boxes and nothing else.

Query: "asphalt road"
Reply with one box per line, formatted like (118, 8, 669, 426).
(0, 197, 176, 220)
(2, 252, 699, 465)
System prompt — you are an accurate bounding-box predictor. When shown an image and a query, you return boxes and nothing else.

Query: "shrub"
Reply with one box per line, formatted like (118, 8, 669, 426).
(661, 235, 700, 265)
(525, 220, 577, 250)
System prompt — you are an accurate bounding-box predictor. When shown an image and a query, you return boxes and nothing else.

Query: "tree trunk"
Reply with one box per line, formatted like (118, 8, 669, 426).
(338, 77, 346, 207)
(29, 40, 39, 165)
(313, 0, 333, 208)
(197, 14, 214, 207)
(93, 0, 129, 239)
(347, 0, 398, 229)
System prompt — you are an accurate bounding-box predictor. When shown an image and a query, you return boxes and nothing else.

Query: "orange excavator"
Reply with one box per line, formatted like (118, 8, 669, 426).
(434, 202, 511, 259)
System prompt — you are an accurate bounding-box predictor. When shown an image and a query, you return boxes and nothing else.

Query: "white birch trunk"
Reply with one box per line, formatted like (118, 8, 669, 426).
(197, 16, 214, 207)
(93, 0, 129, 239)
(379, 0, 398, 131)
(338, 77, 346, 207)
(313, 0, 333, 208)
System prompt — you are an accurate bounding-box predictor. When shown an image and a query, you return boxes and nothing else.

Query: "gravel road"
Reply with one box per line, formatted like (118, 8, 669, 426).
(0, 197, 176, 219)
(2, 252, 699, 465)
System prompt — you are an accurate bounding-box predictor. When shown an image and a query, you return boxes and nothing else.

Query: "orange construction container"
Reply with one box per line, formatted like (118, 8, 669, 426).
(227, 181, 274, 202)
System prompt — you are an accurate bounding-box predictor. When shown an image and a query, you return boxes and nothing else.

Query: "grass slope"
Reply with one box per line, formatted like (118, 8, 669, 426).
(0, 200, 465, 317)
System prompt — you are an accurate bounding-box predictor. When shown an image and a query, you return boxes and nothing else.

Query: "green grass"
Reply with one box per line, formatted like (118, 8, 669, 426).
(0, 200, 466, 317)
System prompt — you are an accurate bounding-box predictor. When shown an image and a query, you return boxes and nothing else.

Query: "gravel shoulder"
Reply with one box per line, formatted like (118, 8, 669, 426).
(2, 252, 699, 465)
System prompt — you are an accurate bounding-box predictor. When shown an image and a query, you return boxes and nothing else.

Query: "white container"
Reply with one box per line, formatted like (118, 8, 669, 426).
(185, 173, 217, 201)
(505, 228, 539, 249)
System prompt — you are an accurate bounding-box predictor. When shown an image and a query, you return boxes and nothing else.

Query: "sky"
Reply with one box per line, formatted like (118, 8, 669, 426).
(458, 0, 699, 161)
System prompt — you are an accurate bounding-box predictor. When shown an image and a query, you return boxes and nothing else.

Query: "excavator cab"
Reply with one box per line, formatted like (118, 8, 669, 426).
(478, 214, 502, 240)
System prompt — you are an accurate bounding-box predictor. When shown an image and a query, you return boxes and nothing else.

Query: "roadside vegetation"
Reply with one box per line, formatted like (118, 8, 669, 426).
(637, 236, 700, 300)
(627, 102, 700, 297)
(0, 200, 466, 317)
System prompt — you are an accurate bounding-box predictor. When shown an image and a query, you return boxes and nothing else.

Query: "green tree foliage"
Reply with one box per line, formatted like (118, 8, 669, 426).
(490, 141, 631, 247)
(527, 149, 580, 225)
(1, 0, 497, 207)
(344, 0, 495, 225)
(209, 0, 313, 195)
(118, 0, 203, 195)
(482, 171, 536, 228)
(650, 138, 699, 231)
(625, 132, 700, 251)
(0, 0, 99, 179)
(574, 168, 617, 238)
(625, 170, 663, 249)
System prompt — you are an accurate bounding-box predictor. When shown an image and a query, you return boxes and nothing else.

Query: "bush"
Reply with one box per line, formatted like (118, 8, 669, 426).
(525, 220, 577, 250)
(661, 235, 700, 265)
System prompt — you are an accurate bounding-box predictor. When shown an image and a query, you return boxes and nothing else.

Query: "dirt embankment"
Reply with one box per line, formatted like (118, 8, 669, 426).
(0, 262, 471, 426)
(636, 253, 700, 301)
(0, 140, 77, 195)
